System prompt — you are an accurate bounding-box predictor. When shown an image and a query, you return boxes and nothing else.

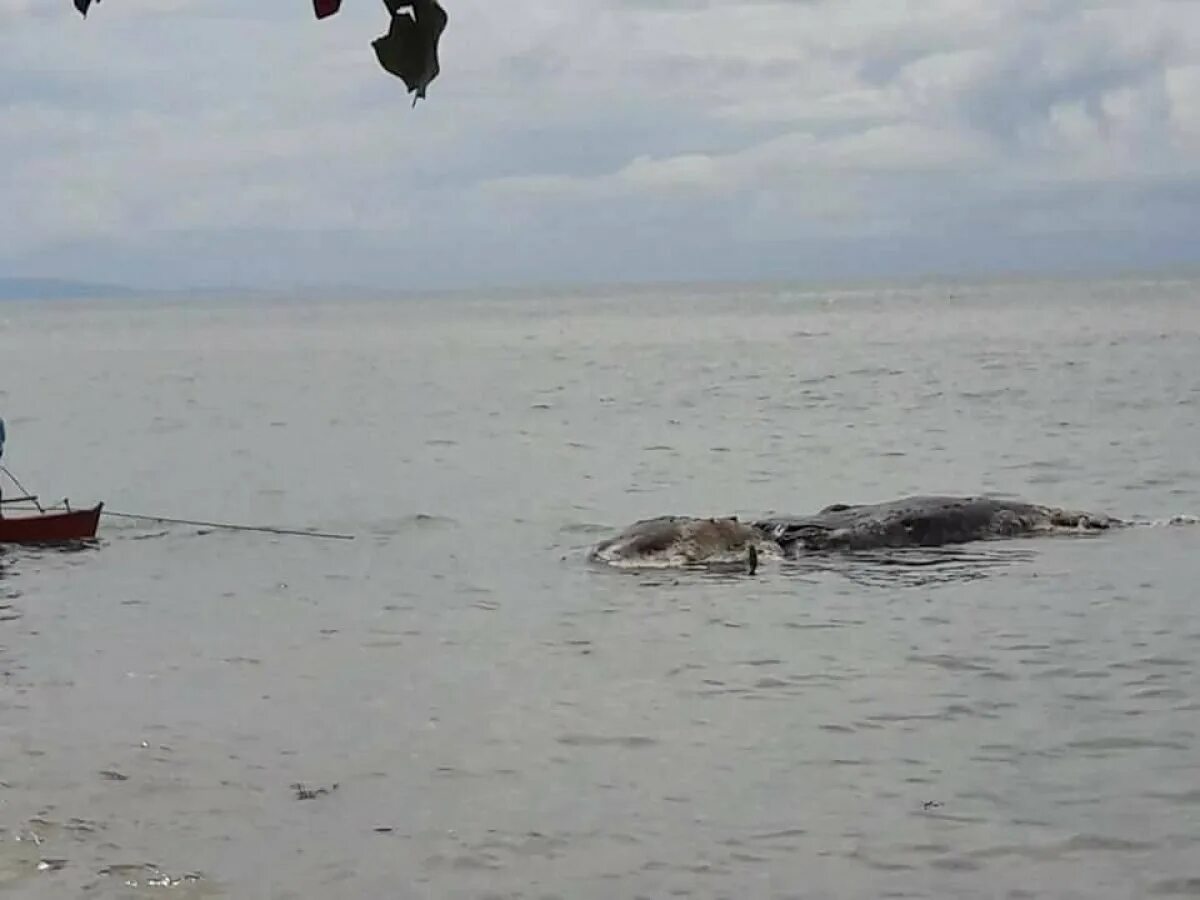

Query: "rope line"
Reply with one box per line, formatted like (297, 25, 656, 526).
(100, 510, 355, 541)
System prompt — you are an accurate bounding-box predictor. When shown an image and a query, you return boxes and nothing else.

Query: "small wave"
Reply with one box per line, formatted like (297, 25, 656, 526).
(1140, 514, 1200, 527)
(557, 733, 657, 748)
(129, 529, 171, 541)
(6, 540, 100, 558)
(1148, 877, 1200, 896)
(367, 513, 458, 534)
(559, 522, 612, 536)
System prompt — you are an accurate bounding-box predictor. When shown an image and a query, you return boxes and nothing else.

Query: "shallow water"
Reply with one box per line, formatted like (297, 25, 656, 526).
(1, 276, 1198, 898)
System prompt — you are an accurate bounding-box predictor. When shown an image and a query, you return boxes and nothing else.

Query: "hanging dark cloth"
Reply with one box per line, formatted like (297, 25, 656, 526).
(372, 0, 448, 105)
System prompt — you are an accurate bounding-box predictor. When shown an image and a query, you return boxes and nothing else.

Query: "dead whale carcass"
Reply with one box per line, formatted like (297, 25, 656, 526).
(753, 495, 1118, 554)
(588, 516, 770, 570)
(589, 496, 1119, 568)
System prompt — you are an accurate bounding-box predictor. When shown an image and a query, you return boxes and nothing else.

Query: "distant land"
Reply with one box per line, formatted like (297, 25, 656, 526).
(0, 278, 265, 302)
(0, 277, 147, 301)
(0, 277, 335, 303)
(2, 266, 1198, 303)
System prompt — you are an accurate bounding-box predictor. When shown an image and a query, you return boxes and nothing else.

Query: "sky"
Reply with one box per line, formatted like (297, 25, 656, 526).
(1, 0, 1198, 292)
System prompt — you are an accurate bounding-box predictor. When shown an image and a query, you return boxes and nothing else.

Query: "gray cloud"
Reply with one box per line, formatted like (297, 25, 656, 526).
(1, 0, 1197, 291)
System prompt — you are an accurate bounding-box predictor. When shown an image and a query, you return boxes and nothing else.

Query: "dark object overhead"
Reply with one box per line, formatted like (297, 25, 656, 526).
(372, 0, 448, 104)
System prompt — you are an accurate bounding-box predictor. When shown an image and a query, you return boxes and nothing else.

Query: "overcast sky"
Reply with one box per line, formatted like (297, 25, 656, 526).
(1, 0, 1198, 291)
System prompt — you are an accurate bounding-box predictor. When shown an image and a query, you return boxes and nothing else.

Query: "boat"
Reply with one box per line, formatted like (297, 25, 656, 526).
(1, 426, 102, 544)
(0, 502, 103, 544)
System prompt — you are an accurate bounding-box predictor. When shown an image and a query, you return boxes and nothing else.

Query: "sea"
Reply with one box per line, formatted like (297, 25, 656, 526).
(0, 275, 1198, 899)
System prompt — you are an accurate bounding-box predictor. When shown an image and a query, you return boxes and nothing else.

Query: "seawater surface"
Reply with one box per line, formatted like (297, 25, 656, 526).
(0, 277, 1198, 899)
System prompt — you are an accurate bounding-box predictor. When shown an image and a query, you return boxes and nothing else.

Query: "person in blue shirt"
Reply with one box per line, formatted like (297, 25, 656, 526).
(0, 417, 6, 514)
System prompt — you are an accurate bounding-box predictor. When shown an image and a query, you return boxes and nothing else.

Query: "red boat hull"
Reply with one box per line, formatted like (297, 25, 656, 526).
(0, 504, 102, 544)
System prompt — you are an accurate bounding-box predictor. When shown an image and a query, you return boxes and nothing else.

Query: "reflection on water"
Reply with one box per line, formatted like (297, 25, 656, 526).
(0, 550, 16, 622)
(788, 545, 1039, 587)
(589, 543, 1040, 587)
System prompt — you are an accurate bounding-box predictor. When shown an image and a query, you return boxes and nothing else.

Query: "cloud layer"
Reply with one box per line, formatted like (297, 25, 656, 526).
(2, 0, 1198, 290)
